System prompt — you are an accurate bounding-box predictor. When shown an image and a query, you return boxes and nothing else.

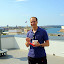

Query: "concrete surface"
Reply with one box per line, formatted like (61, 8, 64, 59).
(0, 49, 64, 64)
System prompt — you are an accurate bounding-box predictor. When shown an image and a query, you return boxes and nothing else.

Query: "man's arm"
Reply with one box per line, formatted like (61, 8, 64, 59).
(33, 40, 49, 47)
(40, 40, 49, 47)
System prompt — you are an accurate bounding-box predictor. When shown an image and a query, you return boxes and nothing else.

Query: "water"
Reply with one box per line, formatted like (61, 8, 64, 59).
(46, 28, 64, 35)
(46, 27, 64, 40)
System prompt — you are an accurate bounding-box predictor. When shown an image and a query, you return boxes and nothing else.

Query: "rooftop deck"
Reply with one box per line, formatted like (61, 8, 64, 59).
(0, 49, 64, 64)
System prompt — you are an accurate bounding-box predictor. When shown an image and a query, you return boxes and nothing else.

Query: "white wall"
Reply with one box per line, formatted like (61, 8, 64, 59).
(1, 37, 28, 50)
(1, 36, 64, 57)
(14, 37, 28, 50)
(1, 37, 15, 49)
(45, 40, 64, 57)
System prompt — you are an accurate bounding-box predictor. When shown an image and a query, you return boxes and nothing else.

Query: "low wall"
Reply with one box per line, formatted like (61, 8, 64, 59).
(45, 40, 64, 57)
(1, 36, 28, 50)
(1, 37, 15, 49)
(14, 37, 28, 50)
(1, 36, 64, 57)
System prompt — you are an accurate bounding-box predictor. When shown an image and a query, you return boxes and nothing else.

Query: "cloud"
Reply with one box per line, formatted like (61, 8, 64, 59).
(16, 0, 27, 1)
(60, 14, 64, 16)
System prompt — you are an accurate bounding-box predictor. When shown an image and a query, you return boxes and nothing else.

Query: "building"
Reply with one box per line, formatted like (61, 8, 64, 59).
(59, 26, 64, 32)
(24, 26, 31, 34)
(61, 26, 64, 29)
(24, 28, 30, 34)
(8, 29, 22, 35)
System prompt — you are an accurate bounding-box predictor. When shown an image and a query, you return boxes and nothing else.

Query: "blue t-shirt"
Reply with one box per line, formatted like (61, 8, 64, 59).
(27, 27, 49, 58)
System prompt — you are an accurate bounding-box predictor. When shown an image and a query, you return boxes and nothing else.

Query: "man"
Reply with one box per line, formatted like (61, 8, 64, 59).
(25, 17, 49, 64)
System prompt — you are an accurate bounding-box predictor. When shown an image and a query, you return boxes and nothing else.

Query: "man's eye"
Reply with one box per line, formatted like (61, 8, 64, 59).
(31, 21, 36, 23)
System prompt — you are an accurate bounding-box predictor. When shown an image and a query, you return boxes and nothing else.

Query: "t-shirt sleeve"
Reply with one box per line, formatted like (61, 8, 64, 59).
(27, 31, 29, 37)
(43, 30, 49, 41)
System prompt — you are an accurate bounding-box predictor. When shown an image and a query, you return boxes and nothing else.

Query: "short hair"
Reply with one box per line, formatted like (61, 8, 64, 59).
(30, 17, 38, 21)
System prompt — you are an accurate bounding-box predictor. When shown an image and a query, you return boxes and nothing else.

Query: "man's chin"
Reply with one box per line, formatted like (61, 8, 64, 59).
(32, 26, 35, 28)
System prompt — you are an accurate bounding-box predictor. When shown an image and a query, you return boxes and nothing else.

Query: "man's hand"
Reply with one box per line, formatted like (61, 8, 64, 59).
(25, 37, 31, 47)
(32, 40, 49, 47)
(26, 37, 31, 43)
(33, 41, 40, 47)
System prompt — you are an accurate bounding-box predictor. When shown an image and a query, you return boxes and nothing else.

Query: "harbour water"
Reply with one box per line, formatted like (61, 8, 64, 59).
(46, 27, 64, 34)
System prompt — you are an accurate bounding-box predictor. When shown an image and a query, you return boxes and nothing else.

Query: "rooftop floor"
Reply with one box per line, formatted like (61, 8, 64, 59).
(0, 49, 64, 64)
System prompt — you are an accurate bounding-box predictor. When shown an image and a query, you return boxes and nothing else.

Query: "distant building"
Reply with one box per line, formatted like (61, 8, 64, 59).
(24, 26, 31, 34)
(59, 26, 64, 32)
(8, 29, 22, 35)
(61, 26, 64, 29)
(24, 28, 30, 34)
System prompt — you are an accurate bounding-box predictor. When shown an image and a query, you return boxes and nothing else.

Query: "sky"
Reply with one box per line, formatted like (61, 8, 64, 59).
(0, 0, 64, 26)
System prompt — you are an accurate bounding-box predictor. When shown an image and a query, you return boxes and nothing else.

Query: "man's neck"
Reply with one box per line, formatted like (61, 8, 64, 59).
(32, 26, 38, 33)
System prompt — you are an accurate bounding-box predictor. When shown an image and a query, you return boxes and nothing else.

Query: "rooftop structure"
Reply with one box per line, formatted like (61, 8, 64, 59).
(0, 28, 8, 57)
(0, 35, 64, 57)
(0, 35, 64, 64)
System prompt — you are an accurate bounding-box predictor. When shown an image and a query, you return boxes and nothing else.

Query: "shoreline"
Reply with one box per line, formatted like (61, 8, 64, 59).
(48, 33, 64, 36)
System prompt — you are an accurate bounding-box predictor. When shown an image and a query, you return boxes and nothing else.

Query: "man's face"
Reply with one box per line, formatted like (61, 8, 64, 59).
(30, 18, 38, 27)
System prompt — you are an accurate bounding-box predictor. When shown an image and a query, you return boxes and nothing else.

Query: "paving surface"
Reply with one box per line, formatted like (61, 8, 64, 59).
(0, 49, 64, 64)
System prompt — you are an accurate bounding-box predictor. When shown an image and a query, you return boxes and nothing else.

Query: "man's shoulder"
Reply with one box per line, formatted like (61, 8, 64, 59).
(38, 27, 46, 32)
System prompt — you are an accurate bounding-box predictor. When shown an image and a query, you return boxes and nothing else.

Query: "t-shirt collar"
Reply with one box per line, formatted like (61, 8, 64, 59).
(31, 26, 40, 33)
